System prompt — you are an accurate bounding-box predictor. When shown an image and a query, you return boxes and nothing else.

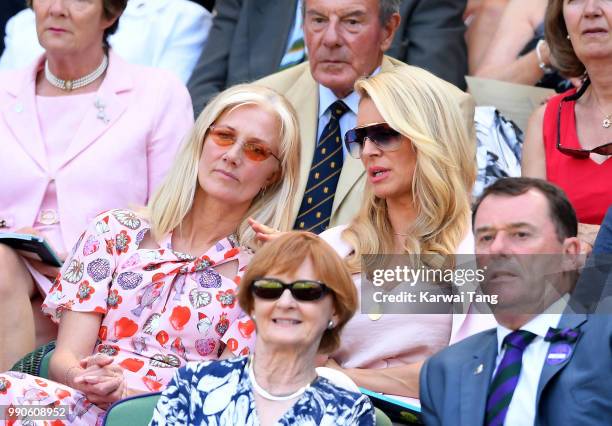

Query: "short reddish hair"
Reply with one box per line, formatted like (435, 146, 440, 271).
(238, 232, 357, 353)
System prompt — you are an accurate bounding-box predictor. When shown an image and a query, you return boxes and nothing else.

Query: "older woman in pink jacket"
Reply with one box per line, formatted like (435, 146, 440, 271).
(0, 0, 192, 370)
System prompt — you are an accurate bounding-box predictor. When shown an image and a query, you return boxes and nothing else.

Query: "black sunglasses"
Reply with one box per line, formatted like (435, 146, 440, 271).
(344, 122, 403, 159)
(251, 278, 330, 301)
(557, 81, 612, 159)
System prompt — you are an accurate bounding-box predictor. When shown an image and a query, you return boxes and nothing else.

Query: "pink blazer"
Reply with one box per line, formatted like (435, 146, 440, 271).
(0, 50, 193, 252)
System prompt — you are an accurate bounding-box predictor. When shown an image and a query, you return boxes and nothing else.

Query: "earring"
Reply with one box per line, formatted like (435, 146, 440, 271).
(251, 314, 256, 321)
(258, 186, 267, 198)
(327, 320, 334, 330)
(566, 34, 571, 40)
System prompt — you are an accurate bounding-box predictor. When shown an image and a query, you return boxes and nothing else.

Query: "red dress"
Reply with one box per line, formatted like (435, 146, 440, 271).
(543, 89, 612, 224)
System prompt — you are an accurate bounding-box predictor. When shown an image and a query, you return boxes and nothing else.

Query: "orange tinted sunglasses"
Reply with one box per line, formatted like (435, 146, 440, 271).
(208, 125, 280, 162)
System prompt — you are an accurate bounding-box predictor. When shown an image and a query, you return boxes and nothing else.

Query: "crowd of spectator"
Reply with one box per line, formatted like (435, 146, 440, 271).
(0, 0, 610, 425)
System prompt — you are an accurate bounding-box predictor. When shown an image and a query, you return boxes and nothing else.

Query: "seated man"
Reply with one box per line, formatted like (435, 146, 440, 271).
(594, 205, 612, 255)
(254, 0, 474, 234)
(188, 0, 469, 116)
(420, 177, 612, 426)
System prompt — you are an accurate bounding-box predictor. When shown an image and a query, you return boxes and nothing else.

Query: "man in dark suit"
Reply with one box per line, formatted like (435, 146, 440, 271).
(594, 205, 612, 254)
(187, 0, 468, 116)
(420, 177, 612, 426)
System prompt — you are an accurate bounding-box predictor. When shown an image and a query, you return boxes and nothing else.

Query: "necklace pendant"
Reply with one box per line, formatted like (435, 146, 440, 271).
(65, 80, 73, 91)
(603, 118, 611, 129)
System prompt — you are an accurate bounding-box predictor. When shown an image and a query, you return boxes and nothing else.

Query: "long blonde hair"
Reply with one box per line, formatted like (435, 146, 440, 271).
(147, 84, 300, 248)
(342, 66, 476, 272)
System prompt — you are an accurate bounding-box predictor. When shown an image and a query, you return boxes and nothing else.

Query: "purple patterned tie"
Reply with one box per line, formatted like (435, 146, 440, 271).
(485, 330, 537, 426)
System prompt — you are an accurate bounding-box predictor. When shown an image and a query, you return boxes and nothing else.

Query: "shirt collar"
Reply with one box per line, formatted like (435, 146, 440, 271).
(317, 66, 382, 119)
(496, 297, 567, 353)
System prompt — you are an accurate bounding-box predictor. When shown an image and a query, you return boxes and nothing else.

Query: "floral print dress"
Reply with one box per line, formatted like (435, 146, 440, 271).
(0, 209, 255, 425)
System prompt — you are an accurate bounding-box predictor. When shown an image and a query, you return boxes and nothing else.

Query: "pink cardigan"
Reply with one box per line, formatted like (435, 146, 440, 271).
(0, 51, 193, 253)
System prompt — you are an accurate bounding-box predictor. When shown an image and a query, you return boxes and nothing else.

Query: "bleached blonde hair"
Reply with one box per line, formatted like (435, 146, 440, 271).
(146, 84, 300, 249)
(343, 66, 476, 272)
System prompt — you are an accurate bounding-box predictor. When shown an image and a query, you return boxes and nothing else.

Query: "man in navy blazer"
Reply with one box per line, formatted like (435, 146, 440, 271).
(419, 177, 612, 426)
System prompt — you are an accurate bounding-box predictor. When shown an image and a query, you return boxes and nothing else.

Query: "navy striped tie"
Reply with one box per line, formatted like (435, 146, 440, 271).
(485, 330, 537, 426)
(295, 100, 349, 233)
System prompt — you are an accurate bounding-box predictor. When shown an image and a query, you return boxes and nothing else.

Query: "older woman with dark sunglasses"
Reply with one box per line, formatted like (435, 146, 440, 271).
(150, 232, 375, 425)
(523, 0, 612, 244)
(0, 84, 301, 423)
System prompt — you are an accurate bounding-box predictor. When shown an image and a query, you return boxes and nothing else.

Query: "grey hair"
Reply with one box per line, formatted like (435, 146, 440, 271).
(379, 0, 402, 24)
(303, 0, 401, 25)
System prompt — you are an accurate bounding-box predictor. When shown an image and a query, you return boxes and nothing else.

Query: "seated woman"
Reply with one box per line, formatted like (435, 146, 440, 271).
(252, 66, 496, 400)
(0, 83, 300, 424)
(151, 232, 374, 425)
(474, 0, 571, 90)
(522, 0, 612, 243)
(320, 66, 496, 400)
(0, 0, 193, 370)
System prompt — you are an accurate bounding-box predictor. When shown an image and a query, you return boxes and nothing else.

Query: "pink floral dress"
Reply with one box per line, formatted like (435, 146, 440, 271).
(0, 209, 256, 425)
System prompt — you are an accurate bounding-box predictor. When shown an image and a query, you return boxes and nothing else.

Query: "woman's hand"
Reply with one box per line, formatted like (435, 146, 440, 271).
(322, 357, 424, 398)
(248, 218, 285, 243)
(578, 223, 600, 248)
(24, 258, 61, 279)
(13, 226, 64, 278)
(73, 354, 126, 409)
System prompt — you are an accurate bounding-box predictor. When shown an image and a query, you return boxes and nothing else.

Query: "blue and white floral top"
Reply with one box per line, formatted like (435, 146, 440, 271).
(149, 356, 375, 425)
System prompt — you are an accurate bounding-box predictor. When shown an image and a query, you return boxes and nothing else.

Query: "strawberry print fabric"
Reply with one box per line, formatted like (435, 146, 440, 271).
(0, 209, 256, 424)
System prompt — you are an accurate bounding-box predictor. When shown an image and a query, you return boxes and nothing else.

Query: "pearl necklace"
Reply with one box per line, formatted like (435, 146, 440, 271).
(45, 54, 108, 91)
(247, 357, 310, 401)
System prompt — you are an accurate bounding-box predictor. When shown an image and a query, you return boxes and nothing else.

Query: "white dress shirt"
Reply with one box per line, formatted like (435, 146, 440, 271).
(493, 298, 566, 425)
(316, 67, 381, 159)
(0, 0, 211, 83)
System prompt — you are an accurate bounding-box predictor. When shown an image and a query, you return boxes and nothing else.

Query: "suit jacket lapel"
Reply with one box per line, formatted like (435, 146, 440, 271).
(460, 331, 497, 426)
(58, 51, 131, 169)
(1, 58, 47, 171)
(536, 313, 587, 403)
(284, 66, 318, 224)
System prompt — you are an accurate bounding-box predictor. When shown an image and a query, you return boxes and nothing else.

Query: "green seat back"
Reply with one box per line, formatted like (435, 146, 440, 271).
(39, 349, 53, 378)
(375, 407, 393, 426)
(10, 341, 56, 377)
(103, 393, 161, 426)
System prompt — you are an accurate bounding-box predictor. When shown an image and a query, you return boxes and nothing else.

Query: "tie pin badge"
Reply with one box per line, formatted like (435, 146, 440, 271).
(474, 364, 484, 375)
(546, 343, 572, 365)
